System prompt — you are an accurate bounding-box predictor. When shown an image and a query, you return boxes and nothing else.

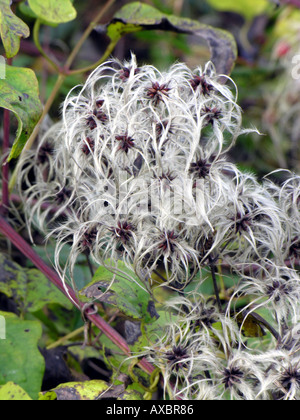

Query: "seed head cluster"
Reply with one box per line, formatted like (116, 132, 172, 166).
(19, 54, 300, 399)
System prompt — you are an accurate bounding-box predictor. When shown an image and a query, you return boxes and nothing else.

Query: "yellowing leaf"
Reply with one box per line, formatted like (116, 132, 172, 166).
(0, 382, 32, 401)
(0, 0, 30, 58)
(39, 380, 109, 400)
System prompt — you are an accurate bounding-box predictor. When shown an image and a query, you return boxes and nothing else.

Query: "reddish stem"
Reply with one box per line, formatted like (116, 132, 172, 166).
(0, 215, 154, 375)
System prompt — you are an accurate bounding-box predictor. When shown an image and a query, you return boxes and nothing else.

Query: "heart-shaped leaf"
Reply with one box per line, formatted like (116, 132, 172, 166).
(28, 0, 77, 25)
(0, 0, 30, 58)
(0, 65, 42, 161)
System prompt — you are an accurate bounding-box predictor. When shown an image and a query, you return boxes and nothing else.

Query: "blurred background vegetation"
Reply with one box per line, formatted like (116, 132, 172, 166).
(1, 0, 300, 176)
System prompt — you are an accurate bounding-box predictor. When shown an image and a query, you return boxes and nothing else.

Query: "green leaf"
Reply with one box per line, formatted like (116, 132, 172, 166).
(106, 1, 237, 75)
(80, 261, 158, 323)
(0, 0, 30, 58)
(28, 0, 77, 25)
(0, 253, 72, 315)
(39, 380, 109, 400)
(0, 65, 42, 161)
(0, 317, 45, 399)
(0, 382, 32, 400)
(206, 0, 269, 21)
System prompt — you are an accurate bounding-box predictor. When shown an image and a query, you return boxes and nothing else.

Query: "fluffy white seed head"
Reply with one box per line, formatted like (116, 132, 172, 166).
(18, 53, 300, 401)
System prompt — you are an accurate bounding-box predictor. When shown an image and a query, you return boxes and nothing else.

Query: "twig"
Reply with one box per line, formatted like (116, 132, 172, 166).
(209, 256, 222, 312)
